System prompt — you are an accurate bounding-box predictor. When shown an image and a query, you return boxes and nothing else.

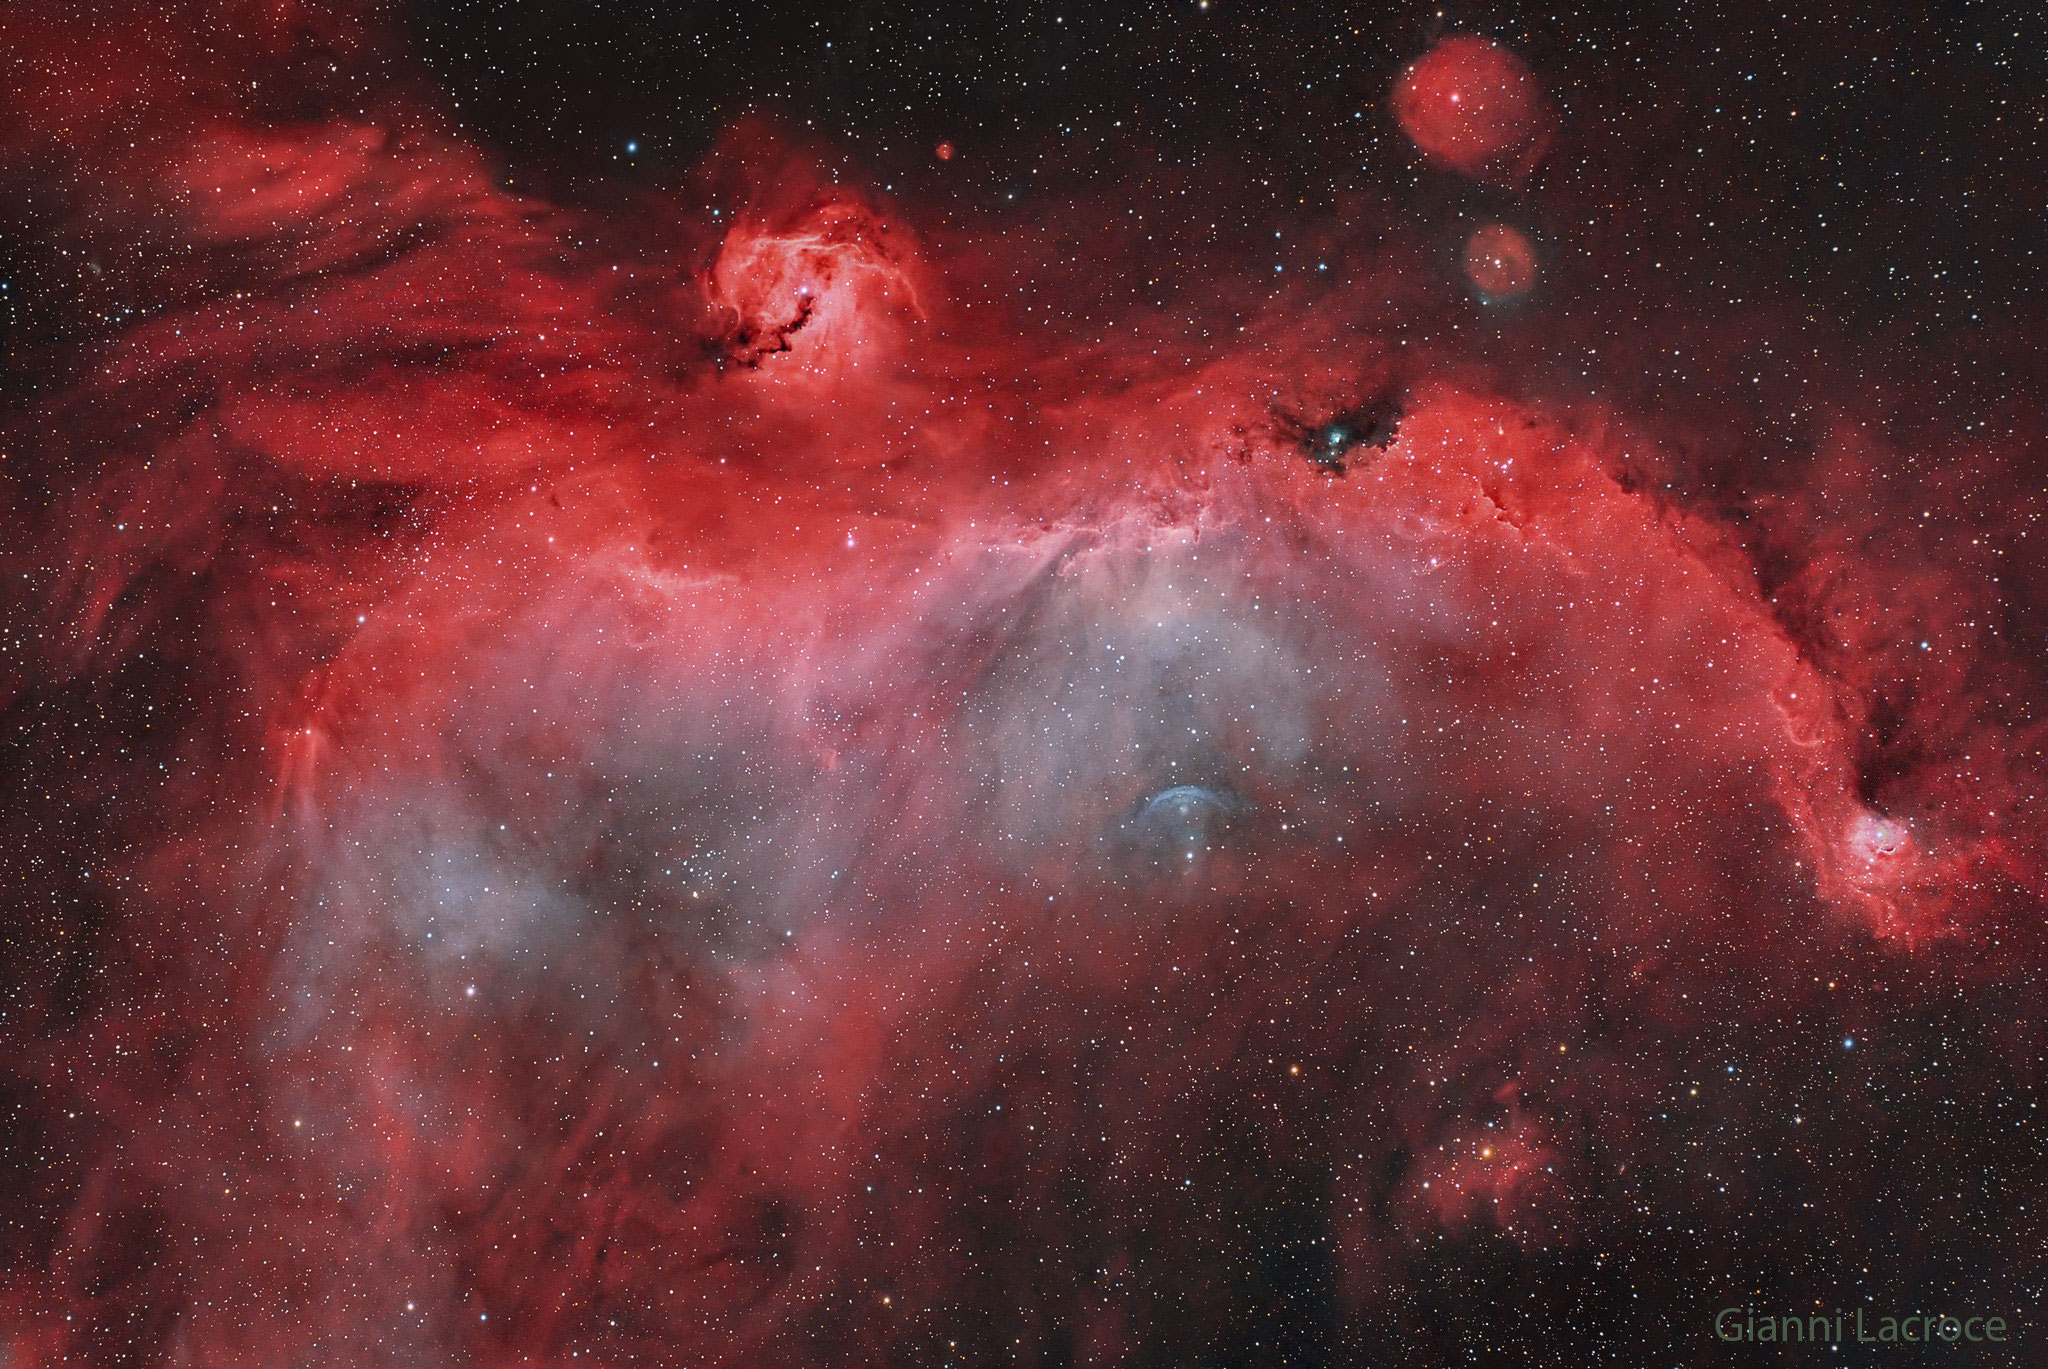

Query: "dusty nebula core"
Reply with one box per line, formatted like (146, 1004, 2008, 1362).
(4, 2, 2048, 1365)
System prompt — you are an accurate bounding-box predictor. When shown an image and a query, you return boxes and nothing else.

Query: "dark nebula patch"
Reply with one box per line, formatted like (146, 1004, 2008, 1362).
(1278, 390, 1408, 475)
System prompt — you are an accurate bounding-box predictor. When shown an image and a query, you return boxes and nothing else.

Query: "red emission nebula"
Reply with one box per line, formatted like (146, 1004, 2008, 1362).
(2, 5, 2047, 1368)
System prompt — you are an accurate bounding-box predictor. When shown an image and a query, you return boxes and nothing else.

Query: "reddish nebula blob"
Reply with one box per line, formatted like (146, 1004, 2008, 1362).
(706, 192, 927, 377)
(934, 139, 956, 161)
(1463, 222, 1538, 300)
(1392, 35, 1549, 180)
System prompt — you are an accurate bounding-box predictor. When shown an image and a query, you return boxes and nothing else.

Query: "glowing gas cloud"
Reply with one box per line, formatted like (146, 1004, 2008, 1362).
(2, 5, 2044, 1367)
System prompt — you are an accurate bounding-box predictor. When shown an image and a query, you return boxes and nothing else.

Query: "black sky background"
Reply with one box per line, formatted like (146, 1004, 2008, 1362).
(396, 0, 2047, 330)
(0, 0, 2037, 393)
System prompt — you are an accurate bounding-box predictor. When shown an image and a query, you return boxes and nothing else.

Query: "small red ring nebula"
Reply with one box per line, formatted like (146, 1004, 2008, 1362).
(1393, 36, 1548, 180)
(1463, 223, 1537, 301)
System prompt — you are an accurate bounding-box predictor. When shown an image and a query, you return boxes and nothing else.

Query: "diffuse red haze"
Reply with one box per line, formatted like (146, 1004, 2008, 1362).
(1462, 221, 1538, 301)
(2, 6, 2046, 1367)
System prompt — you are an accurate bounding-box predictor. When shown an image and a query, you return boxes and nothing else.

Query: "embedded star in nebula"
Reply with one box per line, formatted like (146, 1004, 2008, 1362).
(3, 4, 2045, 1367)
